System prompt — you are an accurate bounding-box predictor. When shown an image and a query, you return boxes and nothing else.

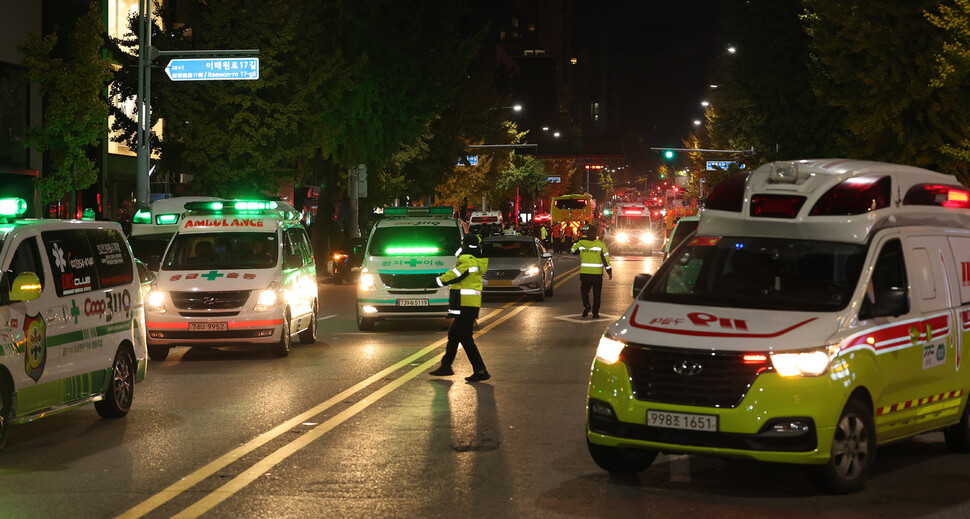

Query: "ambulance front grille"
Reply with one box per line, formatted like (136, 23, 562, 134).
(170, 290, 252, 310)
(620, 344, 771, 408)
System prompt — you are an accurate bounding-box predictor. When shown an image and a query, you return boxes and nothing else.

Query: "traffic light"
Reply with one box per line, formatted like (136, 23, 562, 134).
(662, 150, 675, 160)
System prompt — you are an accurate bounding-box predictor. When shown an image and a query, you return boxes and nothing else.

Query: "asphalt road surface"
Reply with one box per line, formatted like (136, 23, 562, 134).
(3, 252, 970, 518)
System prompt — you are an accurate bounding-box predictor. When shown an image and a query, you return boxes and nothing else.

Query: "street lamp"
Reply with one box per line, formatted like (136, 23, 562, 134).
(490, 104, 522, 112)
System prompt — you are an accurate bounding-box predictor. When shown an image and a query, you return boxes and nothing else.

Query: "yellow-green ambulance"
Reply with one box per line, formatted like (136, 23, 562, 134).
(588, 159, 970, 493)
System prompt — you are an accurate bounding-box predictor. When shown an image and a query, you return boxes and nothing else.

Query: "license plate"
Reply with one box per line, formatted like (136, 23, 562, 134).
(189, 322, 228, 332)
(396, 299, 428, 307)
(646, 410, 717, 432)
(486, 280, 513, 287)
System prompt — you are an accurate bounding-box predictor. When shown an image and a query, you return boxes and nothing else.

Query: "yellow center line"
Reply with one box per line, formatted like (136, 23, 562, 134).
(171, 303, 531, 519)
(117, 303, 529, 519)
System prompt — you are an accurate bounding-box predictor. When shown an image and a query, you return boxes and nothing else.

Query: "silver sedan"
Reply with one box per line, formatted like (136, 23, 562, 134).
(480, 235, 555, 301)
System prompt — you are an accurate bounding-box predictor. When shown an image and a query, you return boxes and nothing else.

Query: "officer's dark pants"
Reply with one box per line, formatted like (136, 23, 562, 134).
(580, 273, 604, 314)
(552, 237, 561, 253)
(441, 307, 486, 372)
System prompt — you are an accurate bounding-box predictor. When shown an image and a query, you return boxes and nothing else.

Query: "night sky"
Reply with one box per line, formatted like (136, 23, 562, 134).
(573, 1, 725, 177)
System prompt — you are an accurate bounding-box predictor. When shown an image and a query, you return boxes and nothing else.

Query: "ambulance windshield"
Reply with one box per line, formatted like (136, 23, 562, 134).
(641, 236, 865, 311)
(161, 232, 278, 270)
(368, 224, 462, 257)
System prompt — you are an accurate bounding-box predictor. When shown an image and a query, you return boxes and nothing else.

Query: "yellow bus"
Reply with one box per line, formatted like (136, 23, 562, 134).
(551, 193, 595, 227)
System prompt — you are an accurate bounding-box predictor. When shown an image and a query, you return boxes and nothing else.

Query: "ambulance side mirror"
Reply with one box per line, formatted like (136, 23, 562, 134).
(861, 285, 908, 319)
(632, 273, 651, 298)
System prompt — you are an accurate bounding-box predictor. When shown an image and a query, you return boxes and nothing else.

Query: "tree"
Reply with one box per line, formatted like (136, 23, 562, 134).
(805, 0, 970, 178)
(20, 2, 112, 212)
(926, 0, 970, 175)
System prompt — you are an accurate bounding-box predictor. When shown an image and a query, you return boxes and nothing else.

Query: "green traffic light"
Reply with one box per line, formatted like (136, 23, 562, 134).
(663, 150, 675, 160)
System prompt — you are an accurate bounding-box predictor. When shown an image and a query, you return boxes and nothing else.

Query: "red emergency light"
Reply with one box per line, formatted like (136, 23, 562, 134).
(623, 209, 643, 215)
(809, 176, 891, 216)
(903, 183, 970, 209)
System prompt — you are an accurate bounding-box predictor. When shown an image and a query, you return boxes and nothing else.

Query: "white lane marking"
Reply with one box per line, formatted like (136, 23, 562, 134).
(553, 313, 618, 324)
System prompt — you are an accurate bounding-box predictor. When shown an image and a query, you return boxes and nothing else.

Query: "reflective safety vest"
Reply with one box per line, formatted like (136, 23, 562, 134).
(571, 239, 612, 275)
(435, 254, 489, 314)
(540, 226, 548, 239)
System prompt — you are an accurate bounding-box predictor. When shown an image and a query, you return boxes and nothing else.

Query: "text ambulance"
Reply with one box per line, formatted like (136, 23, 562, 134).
(129, 196, 224, 271)
(588, 159, 970, 493)
(357, 206, 465, 330)
(144, 200, 317, 359)
(0, 198, 146, 449)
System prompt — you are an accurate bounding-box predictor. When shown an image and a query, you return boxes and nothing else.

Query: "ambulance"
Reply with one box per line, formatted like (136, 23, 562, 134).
(356, 206, 466, 330)
(0, 198, 146, 449)
(587, 159, 970, 493)
(606, 202, 660, 255)
(144, 200, 318, 360)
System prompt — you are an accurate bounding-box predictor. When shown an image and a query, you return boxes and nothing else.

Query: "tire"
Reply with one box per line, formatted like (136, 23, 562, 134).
(808, 398, 875, 494)
(95, 347, 135, 419)
(945, 398, 970, 452)
(299, 303, 318, 344)
(0, 378, 12, 451)
(147, 344, 169, 361)
(357, 306, 375, 331)
(587, 437, 657, 474)
(544, 274, 554, 297)
(272, 311, 292, 357)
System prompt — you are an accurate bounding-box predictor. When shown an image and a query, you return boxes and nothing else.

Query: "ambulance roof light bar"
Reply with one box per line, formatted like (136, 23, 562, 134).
(183, 200, 280, 213)
(0, 198, 27, 222)
(383, 206, 454, 217)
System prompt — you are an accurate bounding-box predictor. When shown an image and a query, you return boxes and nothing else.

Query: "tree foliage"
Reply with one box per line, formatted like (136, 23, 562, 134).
(927, 0, 970, 174)
(20, 2, 112, 204)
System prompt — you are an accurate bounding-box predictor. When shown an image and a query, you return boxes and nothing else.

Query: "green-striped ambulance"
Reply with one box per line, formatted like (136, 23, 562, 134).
(0, 198, 146, 450)
(356, 206, 466, 331)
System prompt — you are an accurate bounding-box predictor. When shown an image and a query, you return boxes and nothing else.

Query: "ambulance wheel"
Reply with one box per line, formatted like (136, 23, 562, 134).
(299, 303, 318, 345)
(587, 437, 657, 474)
(272, 311, 292, 357)
(95, 347, 134, 419)
(808, 398, 874, 494)
(147, 344, 169, 361)
(944, 398, 970, 452)
(357, 307, 375, 331)
(0, 378, 11, 450)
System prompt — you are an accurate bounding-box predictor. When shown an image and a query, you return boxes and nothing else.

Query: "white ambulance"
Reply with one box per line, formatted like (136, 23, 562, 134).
(144, 200, 318, 359)
(0, 198, 146, 450)
(356, 206, 466, 330)
(588, 159, 970, 493)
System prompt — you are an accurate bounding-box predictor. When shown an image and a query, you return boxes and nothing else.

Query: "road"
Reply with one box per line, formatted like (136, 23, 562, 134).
(2, 252, 970, 518)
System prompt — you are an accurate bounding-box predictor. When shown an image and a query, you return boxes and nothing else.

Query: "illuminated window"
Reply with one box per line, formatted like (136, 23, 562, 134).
(570, 57, 578, 65)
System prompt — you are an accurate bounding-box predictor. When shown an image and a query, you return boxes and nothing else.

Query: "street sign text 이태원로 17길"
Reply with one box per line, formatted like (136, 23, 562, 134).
(165, 58, 259, 81)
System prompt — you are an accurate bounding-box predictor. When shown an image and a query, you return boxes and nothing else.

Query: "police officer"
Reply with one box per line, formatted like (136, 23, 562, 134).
(539, 224, 549, 248)
(430, 234, 491, 382)
(571, 225, 612, 318)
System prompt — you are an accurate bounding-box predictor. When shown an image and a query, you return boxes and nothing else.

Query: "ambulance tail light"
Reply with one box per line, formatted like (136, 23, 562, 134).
(809, 175, 890, 215)
(903, 183, 970, 209)
(770, 345, 839, 377)
(595, 336, 626, 365)
(703, 172, 749, 212)
(750, 195, 806, 218)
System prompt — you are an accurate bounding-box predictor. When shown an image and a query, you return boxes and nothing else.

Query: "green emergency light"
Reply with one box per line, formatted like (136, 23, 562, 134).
(132, 209, 152, 224)
(383, 207, 408, 216)
(386, 246, 440, 254)
(156, 213, 179, 225)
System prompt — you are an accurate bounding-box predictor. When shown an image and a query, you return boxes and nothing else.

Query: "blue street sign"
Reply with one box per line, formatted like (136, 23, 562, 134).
(456, 155, 479, 166)
(706, 160, 746, 170)
(546, 176, 561, 183)
(165, 58, 259, 81)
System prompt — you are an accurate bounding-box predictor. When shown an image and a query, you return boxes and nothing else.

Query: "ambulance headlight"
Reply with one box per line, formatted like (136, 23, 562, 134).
(616, 232, 629, 243)
(639, 233, 655, 244)
(595, 336, 626, 365)
(254, 283, 280, 312)
(146, 290, 166, 313)
(770, 345, 839, 377)
(359, 272, 377, 292)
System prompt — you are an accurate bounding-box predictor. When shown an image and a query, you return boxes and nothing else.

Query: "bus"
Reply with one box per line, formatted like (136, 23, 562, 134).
(551, 193, 595, 229)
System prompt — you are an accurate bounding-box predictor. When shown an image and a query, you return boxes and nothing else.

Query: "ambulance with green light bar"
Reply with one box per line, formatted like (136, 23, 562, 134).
(588, 159, 970, 493)
(129, 196, 225, 271)
(144, 199, 317, 359)
(356, 206, 465, 330)
(0, 198, 147, 450)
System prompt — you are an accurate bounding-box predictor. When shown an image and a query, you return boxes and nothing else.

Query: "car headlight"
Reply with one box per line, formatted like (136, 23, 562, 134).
(524, 265, 540, 276)
(359, 272, 377, 291)
(146, 290, 166, 313)
(595, 335, 626, 364)
(254, 282, 280, 312)
(770, 345, 839, 376)
(616, 232, 629, 243)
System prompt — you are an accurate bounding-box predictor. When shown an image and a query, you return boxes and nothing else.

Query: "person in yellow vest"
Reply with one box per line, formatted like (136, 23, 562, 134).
(539, 224, 548, 248)
(430, 234, 491, 381)
(571, 225, 612, 318)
